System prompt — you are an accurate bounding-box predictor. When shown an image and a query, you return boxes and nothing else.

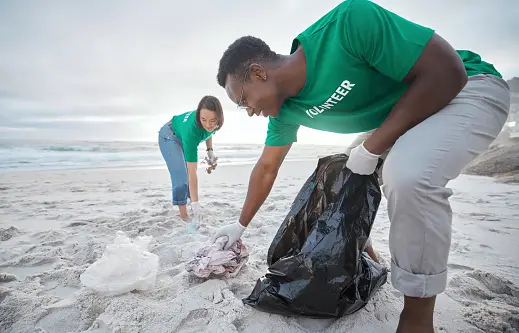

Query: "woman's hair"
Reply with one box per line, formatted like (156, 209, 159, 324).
(196, 95, 224, 131)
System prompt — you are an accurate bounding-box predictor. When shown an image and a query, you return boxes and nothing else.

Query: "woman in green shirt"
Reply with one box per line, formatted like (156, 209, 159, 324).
(158, 95, 224, 221)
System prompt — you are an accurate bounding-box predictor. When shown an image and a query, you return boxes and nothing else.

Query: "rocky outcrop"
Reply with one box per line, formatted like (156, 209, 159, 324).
(461, 78, 519, 183)
(463, 140, 519, 183)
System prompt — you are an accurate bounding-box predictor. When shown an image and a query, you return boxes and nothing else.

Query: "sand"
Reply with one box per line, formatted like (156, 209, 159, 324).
(1, 161, 518, 333)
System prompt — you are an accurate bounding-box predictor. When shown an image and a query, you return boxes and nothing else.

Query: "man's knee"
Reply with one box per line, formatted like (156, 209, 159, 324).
(381, 154, 429, 198)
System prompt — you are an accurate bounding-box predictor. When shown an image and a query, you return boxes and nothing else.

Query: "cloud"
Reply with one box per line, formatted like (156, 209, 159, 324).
(0, 0, 517, 142)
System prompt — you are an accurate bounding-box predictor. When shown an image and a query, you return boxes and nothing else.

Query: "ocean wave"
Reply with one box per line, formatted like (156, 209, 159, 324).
(39, 144, 157, 153)
(42, 146, 103, 152)
(0, 139, 342, 172)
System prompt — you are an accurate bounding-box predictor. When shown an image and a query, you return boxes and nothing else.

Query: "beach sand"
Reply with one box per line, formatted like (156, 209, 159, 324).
(1, 161, 518, 333)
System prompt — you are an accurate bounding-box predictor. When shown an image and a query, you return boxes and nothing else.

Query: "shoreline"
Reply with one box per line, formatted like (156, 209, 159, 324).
(0, 155, 506, 183)
(0, 157, 321, 175)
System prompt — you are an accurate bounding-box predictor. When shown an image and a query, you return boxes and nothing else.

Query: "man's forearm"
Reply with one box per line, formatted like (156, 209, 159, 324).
(239, 163, 277, 227)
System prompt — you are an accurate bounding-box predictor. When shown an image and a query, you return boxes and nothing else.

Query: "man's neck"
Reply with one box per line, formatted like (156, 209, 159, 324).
(273, 46, 307, 99)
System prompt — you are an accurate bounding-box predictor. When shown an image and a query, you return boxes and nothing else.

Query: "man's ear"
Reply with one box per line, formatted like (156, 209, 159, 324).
(250, 63, 267, 81)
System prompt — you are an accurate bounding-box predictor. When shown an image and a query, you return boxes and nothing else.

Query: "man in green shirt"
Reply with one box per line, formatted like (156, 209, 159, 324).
(211, 0, 510, 331)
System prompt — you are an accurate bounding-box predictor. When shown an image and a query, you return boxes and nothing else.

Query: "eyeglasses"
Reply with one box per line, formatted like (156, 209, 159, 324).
(236, 67, 250, 111)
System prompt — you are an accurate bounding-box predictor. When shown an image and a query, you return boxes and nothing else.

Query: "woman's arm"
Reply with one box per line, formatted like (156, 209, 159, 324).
(205, 136, 213, 152)
(187, 162, 199, 203)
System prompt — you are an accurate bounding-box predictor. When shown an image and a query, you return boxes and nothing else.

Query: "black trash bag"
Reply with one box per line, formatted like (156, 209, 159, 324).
(242, 153, 388, 318)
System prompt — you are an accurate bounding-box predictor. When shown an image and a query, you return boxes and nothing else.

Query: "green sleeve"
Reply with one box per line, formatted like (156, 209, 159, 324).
(182, 133, 199, 163)
(265, 116, 300, 146)
(343, 0, 435, 82)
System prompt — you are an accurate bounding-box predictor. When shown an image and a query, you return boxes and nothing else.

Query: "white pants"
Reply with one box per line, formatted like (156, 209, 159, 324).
(346, 74, 510, 297)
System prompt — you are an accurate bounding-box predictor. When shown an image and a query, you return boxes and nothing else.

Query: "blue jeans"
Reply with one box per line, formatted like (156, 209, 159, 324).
(158, 122, 189, 205)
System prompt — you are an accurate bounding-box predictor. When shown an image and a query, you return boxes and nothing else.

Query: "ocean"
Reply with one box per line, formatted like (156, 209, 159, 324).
(0, 139, 345, 172)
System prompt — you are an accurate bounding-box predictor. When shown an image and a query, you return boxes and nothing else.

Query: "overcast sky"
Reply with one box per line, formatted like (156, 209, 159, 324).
(1, 0, 517, 144)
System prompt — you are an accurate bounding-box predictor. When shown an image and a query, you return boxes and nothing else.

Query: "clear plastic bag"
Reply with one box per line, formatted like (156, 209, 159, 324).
(80, 231, 159, 296)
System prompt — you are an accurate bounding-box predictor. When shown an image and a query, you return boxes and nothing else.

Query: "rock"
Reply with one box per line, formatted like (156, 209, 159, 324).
(463, 141, 519, 183)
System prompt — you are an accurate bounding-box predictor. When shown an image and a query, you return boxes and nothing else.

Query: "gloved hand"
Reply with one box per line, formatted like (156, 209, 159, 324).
(206, 150, 218, 166)
(210, 221, 246, 250)
(346, 141, 380, 175)
(191, 201, 202, 216)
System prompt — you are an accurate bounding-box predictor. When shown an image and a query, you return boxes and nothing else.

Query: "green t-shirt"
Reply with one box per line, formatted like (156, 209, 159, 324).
(170, 110, 213, 162)
(265, 0, 503, 147)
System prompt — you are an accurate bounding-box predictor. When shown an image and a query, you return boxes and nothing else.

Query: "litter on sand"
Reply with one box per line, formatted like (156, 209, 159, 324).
(186, 236, 249, 278)
(80, 231, 159, 296)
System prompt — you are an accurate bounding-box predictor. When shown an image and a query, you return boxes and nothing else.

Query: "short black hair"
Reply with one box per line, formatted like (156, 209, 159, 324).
(217, 36, 279, 88)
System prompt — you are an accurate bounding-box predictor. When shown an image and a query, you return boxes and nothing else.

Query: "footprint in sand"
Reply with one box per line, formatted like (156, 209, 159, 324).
(0, 273, 16, 283)
(0, 287, 11, 303)
(174, 308, 211, 333)
(487, 193, 506, 198)
(0, 227, 21, 241)
(447, 270, 519, 332)
(475, 198, 490, 204)
(488, 228, 509, 235)
(66, 221, 89, 228)
(166, 266, 183, 278)
(448, 263, 474, 272)
(296, 317, 335, 331)
(468, 270, 519, 299)
(229, 282, 253, 299)
(450, 241, 470, 254)
(232, 317, 248, 332)
(144, 193, 165, 198)
(211, 201, 232, 208)
(504, 226, 519, 231)
(36, 306, 82, 333)
(148, 216, 167, 224)
(149, 199, 169, 207)
(150, 209, 172, 217)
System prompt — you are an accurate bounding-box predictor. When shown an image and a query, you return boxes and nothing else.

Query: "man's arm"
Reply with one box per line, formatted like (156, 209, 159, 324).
(364, 34, 467, 155)
(341, 1, 468, 155)
(239, 144, 292, 227)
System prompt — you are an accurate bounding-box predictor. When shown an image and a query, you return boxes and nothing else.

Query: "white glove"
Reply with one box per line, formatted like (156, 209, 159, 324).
(191, 201, 202, 216)
(206, 150, 218, 165)
(210, 221, 246, 250)
(346, 141, 380, 175)
(365, 237, 373, 248)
